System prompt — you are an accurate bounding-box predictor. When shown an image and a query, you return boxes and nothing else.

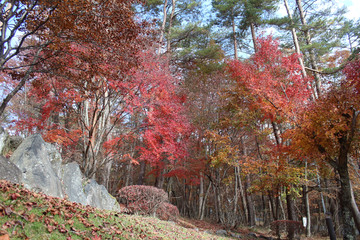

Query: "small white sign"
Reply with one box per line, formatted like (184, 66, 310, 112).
(302, 217, 307, 227)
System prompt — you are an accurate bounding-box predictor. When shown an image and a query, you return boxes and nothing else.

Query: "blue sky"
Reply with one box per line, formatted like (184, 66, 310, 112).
(338, 0, 360, 20)
(276, 0, 359, 20)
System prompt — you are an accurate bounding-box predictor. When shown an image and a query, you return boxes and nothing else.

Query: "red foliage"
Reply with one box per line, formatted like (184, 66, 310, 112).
(133, 52, 191, 167)
(227, 35, 311, 121)
(156, 202, 180, 221)
(343, 54, 360, 92)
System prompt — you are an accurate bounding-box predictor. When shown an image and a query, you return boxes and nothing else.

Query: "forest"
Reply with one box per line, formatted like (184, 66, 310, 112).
(1, 0, 360, 239)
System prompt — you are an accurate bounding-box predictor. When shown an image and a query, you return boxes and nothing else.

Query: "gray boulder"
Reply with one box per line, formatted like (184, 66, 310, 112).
(46, 142, 63, 179)
(7, 133, 121, 212)
(61, 162, 87, 205)
(0, 156, 22, 184)
(10, 134, 64, 198)
(84, 179, 121, 211)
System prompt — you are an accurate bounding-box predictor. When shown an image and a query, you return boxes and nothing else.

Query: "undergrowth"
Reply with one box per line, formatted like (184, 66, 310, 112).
(0, 180, 231, 240)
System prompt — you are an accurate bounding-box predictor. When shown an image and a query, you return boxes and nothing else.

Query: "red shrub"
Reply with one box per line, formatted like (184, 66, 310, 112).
(118, 185, 168, 216)
(156, 202, 180, 221)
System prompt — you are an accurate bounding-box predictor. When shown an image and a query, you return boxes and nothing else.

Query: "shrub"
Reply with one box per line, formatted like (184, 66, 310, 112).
(270, 220, 304, 240)
(118, 185, 168, 216)
(156, 202, 180, 221)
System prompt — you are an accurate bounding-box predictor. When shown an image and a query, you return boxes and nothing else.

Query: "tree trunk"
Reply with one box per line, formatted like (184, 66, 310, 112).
(200, 181, 211, 220)
(232, 17, 238, 60)
(304, 161, 311, 237)
(158, 0, 168, 55)
(245, 175, 255, 226)
(166, 0, 176, 53)
(337, 138, 356, 239)
(295, 0, 322, 97)
(137, 160, 146, 185)
(250, 22, 257, 52)
(286, 191, 297, 239)
(338, 162, 356, 239)
(350, 181, 360, 233)
(238, 168, 249, 224)
(198, 171, 204, 219)
(283, 0, 317, 100)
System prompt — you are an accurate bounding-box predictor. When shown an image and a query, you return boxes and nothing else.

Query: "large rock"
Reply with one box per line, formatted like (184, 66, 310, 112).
(46, 142, 63, 179)
(85, 179, 121, 211)
(61, 162, 87, 205)
(7, 133, 121, 212)
(0, 156, 22, 184)
(10, 134, 64, 198)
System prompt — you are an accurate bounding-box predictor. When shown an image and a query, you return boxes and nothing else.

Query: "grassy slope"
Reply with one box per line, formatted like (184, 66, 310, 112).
(0, 180, 233, 240)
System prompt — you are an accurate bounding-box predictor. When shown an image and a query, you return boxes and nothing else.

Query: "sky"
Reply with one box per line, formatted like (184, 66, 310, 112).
(339, 0, 360, 20)
(276, 0, 359, 20)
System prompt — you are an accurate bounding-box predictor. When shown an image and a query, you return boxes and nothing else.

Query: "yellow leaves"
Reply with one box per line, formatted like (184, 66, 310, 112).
(205, 130, 239, 167)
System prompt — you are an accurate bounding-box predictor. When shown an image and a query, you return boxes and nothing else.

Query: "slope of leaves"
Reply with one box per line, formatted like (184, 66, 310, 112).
(0, 180, 231, 240)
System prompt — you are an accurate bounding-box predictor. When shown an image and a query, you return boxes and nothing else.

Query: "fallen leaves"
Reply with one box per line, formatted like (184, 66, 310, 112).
(0, 230, 9, 240)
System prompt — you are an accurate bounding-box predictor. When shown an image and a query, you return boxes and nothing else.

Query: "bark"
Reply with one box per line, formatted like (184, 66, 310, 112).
(303, 184, 311, 236)
(232, 17, 238, 60)
(295, 0, 322, 97)
(137, 161, 146, 185)
(200, 181, 211, 220)
(166, 0, 176, 53)
(283, 0, 306, 79)
(198, 171, 204, 219)
(283, 0, 317, 100)
(245, 175, 255, 226)
(269, 192, 277, 221)
(238, 167, 249, 223)
(338, 160, 356, 239)
(250, 22, 257, 52)
(158, 0, 168, 55)
(279, 195, 286, 220)
(286, 192, 297, 239)
(350, 181, 360, 233)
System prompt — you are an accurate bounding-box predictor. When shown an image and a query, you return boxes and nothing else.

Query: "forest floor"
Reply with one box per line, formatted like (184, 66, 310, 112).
(0, 180, 333, 239)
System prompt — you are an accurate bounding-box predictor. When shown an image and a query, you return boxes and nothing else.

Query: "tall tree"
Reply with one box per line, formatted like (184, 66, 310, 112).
(291, 57, 360, 239)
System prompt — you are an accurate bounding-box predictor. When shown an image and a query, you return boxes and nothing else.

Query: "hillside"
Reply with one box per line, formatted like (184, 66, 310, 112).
(0, 180, 252, 240)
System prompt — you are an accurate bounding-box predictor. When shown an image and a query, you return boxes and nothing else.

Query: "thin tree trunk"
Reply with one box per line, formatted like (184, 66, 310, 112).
(250, 22, 257, 52)
(137, 160, 146, 185)
(238, 167, 249, 223)
(295, 0, 322, 97)
(200, 181, 211, 220)
(198, 171, 204, 219)
(283, 0, 306, 79)
(279, 195, 286, 220)
(232, 18, 238, 60)
(158, 0, 168, 55)
(304, 161, 311, 237)
(245, 175, 255, 226)
(350, 181, 360, 233)
(166, 0, 176, 53)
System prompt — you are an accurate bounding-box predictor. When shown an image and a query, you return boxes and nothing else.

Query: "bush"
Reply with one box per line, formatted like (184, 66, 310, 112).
(270, 220, 304, 240)
(118, 185, 168, 216)
(156, 202, 180, 221)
